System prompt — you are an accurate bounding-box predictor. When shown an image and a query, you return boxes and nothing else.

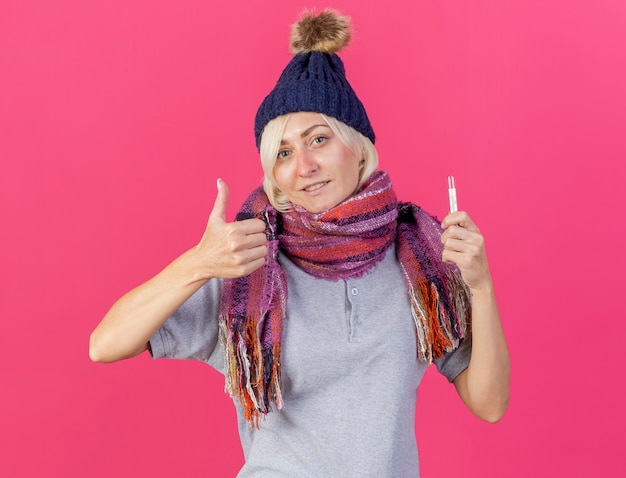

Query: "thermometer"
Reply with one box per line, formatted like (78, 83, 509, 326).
(447, 176, 458, 213)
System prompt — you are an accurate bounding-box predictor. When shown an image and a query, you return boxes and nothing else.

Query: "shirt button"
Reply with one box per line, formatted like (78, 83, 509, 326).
(351, 287, 359, 296)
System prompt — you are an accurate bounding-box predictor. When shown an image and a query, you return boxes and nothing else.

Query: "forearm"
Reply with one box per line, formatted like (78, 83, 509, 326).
(89, 246, 209, 363)
(456, 285, 510, 422)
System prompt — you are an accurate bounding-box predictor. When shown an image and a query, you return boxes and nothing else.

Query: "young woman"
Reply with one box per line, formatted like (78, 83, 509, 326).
(90, 10, 509, 477)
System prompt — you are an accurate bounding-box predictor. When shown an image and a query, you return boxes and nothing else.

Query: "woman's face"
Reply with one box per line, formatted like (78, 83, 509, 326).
(273, 112, 362, 213)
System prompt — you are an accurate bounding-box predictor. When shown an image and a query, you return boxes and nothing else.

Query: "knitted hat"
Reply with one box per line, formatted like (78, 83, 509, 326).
(254, 9, 375, 149)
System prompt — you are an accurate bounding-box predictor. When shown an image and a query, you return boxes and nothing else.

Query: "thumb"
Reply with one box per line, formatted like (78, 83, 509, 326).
(208, 178, 229, 223)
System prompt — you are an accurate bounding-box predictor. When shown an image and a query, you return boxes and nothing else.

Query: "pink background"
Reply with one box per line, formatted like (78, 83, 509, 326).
(2, 0, 624, 476)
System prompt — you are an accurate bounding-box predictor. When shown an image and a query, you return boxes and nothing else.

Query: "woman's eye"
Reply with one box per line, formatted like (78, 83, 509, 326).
(312, 136, 327, 145)
(277, 150, 291, 160)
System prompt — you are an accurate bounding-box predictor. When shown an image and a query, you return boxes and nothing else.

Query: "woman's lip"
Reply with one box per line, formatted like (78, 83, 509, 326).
(302, 181, 329, 193)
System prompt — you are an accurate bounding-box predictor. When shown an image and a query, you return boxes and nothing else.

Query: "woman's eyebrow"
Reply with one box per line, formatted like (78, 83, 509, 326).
(280, 124, 330, 145)
(300, 124, 329, 137)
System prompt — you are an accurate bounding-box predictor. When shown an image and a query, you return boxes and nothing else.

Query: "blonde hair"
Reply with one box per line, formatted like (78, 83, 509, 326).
(259, 113, 379, 212)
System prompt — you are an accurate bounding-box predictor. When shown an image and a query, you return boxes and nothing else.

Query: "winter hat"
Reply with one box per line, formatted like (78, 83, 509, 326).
(254, 9, 375, 149)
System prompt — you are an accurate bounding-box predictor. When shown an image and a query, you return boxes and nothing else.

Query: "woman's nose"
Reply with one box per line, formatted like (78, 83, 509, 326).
(296, 150, 319, 176)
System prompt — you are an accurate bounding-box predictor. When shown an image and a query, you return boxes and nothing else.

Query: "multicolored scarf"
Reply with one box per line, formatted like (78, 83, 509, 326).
(219, 171, 471, 427)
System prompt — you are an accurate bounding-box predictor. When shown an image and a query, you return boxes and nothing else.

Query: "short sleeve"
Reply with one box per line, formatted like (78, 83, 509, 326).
(434, 336, 472, 382)
(149, 278, 224, 373)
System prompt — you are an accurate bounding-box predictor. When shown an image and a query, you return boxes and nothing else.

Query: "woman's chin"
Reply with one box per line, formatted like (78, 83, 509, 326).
(299, 197, 340, 214)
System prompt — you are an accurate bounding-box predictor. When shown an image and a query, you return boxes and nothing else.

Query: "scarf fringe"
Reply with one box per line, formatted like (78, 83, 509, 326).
(407, 269, 471, 363)
(219, 316, 283, 429)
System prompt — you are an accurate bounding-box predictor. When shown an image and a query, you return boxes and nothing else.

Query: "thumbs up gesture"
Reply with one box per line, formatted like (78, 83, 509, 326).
(195, 179, 268, 279)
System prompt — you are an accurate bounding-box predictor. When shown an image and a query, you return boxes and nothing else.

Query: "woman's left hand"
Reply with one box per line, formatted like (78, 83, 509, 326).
(440, 211, 492, 292)
(442, 211, 510, 423)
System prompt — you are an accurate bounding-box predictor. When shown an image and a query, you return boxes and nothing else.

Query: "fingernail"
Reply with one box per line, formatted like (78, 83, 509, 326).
(216, 178, 221, 189)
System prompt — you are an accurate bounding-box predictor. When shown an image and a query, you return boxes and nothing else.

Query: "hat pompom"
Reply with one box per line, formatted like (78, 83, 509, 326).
(289, 9, 351, 55)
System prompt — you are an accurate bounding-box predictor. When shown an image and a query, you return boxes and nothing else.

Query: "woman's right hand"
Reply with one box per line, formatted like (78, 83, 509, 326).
(194, 179, 268, 280)
(89, 179, 268, 363)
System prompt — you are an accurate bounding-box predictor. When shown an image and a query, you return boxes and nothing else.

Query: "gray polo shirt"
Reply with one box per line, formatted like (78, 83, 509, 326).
(150, 246, 471, 477)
